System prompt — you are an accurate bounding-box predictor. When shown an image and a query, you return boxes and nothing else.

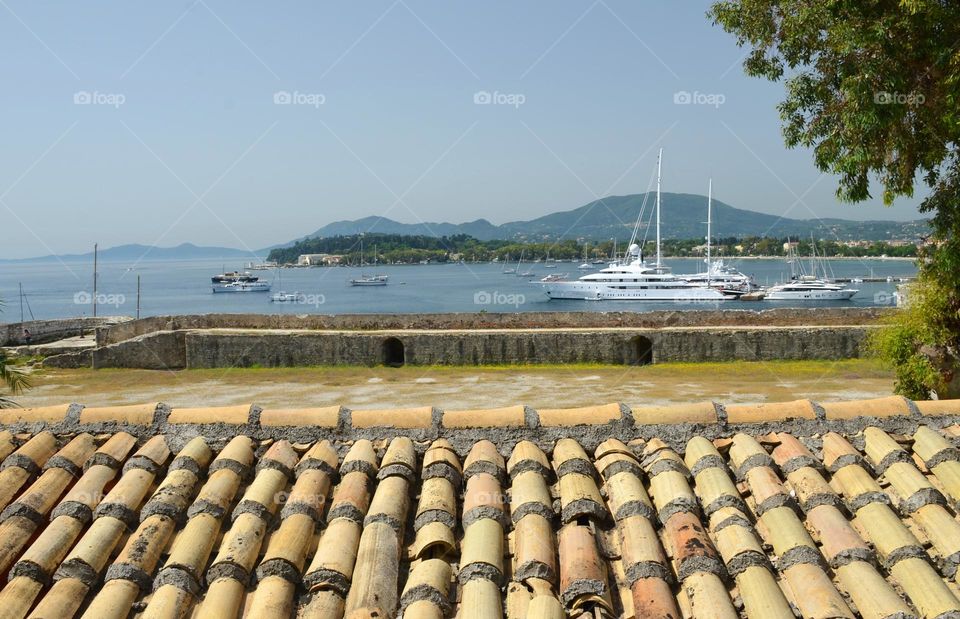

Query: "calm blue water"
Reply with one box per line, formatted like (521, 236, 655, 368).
(0, 256, 918, 321)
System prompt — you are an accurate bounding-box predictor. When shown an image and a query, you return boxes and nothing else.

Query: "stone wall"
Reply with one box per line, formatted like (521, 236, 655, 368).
(97, 308, 887, 346)
(105, 326, 875, 369)
(2, 316, 129, 346)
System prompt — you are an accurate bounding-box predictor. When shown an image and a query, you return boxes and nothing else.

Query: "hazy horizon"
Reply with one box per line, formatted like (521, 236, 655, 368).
(1, 1, 927, 259)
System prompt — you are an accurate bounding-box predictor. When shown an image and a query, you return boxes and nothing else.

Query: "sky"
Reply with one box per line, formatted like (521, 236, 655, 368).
(0, 1, 926, 259)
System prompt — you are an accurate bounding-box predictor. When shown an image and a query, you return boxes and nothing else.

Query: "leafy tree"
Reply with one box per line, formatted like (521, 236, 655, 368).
(710, 0, 960, 398)
(0, 301, 30, 408)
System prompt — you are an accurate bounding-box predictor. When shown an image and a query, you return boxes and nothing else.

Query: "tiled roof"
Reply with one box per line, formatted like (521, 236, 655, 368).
(0, 398, 959, 618)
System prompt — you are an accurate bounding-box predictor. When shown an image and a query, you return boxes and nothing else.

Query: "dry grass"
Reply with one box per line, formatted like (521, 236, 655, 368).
(13, 359, 893, 410)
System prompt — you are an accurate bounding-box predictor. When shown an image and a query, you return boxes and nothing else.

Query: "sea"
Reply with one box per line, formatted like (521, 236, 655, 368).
(0, 257, 918, 322)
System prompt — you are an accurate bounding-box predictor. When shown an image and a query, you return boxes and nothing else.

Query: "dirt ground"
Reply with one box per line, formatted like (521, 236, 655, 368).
(12, 359, 894, 410)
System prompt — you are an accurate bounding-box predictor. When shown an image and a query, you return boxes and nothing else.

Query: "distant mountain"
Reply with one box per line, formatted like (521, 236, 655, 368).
(292, 192, 928, 245)
(0, 243, 260, 263)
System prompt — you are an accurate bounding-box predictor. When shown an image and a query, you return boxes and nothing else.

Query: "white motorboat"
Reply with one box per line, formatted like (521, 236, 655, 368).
(765, 241, 857, 300)
(577, 263, 593, 271)
(350, 274, 389, 286)
(765, 276, 857, 300)
(542, 149, 730, 302)
(212, 280, 272, 293)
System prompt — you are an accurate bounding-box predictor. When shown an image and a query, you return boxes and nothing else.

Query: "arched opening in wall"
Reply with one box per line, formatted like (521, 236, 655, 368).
(630, 336, 653, 365)
(382, 337, 405, 367)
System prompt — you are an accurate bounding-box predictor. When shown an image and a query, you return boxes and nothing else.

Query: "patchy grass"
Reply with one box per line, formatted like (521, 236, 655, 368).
(17, 359, 894, 410)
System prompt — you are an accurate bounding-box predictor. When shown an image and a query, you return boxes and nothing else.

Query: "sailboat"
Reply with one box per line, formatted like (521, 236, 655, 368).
(349, 236, 389, 286)
(516, 250, 535, 277)
(540, 150, 729, 301)
(679, 179, 758, 296)
(502, 250, 519, 274)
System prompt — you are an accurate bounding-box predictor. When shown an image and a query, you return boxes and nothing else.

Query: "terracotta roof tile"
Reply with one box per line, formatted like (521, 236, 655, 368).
(443, 405, 526, 429)
(78, 403, 158, 425)
(820, 395, 913, 419)
(536, 403, 622, 427)
(0, 397, 958, 616)
(351, 406, 433, 429)
(0, 403, 71, 425)
(631, 400, 717, 425)
(259, 405, 341, 428)
(725, 399, 817, 423)
(167, 404, 252, 425)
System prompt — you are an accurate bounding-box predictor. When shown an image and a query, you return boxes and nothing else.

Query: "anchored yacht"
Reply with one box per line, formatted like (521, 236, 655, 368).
(541, 149, 730, 302)
(765, 277, 857, 300)
(765, 242, 857, 300)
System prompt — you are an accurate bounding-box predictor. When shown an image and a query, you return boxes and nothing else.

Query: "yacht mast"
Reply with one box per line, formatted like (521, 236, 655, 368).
(656, 148, 662, 268)
(707, 178, 712, 286)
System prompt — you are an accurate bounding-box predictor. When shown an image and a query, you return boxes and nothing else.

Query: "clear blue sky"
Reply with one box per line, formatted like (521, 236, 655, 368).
(0, 1, 924, 258)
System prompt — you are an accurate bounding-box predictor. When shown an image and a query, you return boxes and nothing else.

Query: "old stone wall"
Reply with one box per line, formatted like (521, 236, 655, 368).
(96, 308, 887, 346)
(2, 316, 129, 346)
(90, 326, 876, 369)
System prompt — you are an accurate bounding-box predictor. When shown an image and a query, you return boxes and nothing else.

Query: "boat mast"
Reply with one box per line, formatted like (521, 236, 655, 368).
(93, 243, 98, 318)
(706, 178, 712, 286)
(656, 148, 662, 269)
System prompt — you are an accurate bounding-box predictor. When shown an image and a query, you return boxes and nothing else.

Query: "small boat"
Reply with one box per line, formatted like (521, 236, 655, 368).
(544, 264, 557, 269)
(578, 263, 593, 271)
(350, 274, 389, 286)
(212, 280, 272, 293)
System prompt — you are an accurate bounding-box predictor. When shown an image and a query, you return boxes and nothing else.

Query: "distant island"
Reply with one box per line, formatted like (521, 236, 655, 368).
(0, 243, 258, 264)
(1, 192, 927, 263)
(292, 191, 928, 244)
(267, 233, 918, 266)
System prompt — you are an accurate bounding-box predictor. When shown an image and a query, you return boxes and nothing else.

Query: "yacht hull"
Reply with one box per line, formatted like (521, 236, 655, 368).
(542, 281, 729, 301)
(765, 289, 857, 300)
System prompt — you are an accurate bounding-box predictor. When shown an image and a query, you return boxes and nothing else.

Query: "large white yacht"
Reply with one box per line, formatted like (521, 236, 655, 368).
(540, 150, 730, 302)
